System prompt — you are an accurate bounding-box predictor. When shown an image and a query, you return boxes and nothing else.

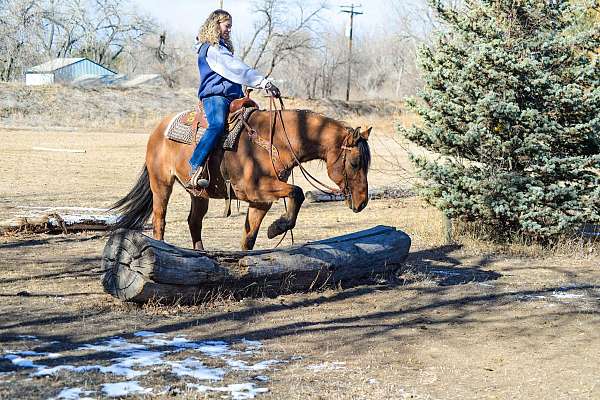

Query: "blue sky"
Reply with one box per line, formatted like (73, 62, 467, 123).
(131, 0, 392, 40)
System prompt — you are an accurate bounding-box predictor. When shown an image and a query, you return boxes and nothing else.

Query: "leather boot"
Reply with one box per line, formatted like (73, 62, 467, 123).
(187, 166, 209, 189)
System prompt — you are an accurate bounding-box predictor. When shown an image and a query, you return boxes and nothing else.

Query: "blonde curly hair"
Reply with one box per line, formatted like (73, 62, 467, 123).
(197, 9, 234, 53)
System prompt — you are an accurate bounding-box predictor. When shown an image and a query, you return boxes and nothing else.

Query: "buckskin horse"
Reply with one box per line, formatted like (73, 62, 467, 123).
(111, 95, 371, 251)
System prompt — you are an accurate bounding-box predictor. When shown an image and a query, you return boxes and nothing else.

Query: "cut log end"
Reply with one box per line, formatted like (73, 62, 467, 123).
(101, 229, 155, 302)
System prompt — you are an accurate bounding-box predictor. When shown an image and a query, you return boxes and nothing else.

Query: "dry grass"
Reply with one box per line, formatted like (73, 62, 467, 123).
(1, 87, 600, 399)
(450, 219, 600, 259)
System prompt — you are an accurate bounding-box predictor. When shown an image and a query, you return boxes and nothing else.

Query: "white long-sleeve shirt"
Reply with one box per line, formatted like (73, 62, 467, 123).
(205, 44, 269, 89)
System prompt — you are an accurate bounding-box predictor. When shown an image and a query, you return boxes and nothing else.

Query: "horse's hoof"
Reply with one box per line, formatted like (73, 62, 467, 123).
(267, 219, 287, 239)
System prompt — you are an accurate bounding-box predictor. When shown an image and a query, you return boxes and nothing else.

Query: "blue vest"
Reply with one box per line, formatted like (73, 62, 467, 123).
(197, 42, 243, 101)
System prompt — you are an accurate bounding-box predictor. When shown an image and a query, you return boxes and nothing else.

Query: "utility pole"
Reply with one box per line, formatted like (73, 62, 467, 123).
(341, 4, 362, 101)
(219, 0, 223, 8)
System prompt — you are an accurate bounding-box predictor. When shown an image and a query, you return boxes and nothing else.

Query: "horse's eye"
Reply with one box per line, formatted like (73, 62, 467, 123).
(350, 159, 360, 169)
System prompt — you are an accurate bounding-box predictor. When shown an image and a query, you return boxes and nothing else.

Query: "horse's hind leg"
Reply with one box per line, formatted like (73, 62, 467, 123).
(188, 196, 209, 250)
(149, 178, 174, 241)
(241, 202, 272, 250)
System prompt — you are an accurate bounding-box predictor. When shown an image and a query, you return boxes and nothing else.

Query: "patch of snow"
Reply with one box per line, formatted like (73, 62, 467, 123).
(133, 331, 163, 337)
(142, 336, 196, 348)
(17, 335, 39, 340)
(32, 365, 75, 377)
(79, 337, 146, 353)
(4, 354, 38, 368)
(517, 294, 546, 300)
(551, 291, 584, 299)
(226, 359, 281, 371)
(32, 351, 161, 378)
(368, 378, 379, 384)
(48, 387, 95, 400)
(169, 357, 225, 381)
(115, 350, 165, 367)
(75, 364, 147, 379)
(3, 335, 281, 399)
(195, 340, 237, 357)
(101, 381, 152, 398)
(306, 361, 346, 371)
(187, 382, 268, 400)
(15, 351, 43, 356)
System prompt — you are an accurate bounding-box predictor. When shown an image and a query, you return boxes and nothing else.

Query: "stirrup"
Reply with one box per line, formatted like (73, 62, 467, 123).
(187, 166, 209, 189)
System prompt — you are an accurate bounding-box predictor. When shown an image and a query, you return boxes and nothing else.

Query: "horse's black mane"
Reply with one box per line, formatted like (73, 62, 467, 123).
(357, 137, 371, 172)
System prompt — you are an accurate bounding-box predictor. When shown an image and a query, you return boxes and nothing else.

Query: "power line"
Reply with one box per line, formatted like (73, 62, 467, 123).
(341, 4, 363, 101)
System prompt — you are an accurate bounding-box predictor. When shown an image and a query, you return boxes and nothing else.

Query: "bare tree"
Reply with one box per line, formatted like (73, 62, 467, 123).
(117, 30, 197, 88)
(70, 0, 156, 67)
(267, 0, 438, 99)
(0, 0, 42, 81)
(239, 0, 326, 77)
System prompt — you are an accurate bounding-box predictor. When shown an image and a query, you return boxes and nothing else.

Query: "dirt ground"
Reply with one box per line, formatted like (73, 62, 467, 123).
(1, 111, 599, 399)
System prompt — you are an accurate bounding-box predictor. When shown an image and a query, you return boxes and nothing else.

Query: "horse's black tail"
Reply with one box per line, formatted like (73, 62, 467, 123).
(110, 164, 153, 230)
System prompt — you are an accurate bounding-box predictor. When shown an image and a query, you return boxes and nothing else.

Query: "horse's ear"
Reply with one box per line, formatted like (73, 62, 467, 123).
(360, 127, 372, 140)
(352, 127, 361, 141)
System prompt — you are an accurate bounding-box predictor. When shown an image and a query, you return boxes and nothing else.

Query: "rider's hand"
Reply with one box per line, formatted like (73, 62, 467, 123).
(264, 81, 281, 98)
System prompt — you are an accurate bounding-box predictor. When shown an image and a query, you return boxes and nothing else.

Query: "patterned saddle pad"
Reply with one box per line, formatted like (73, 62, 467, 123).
(166, 105, 257, 150)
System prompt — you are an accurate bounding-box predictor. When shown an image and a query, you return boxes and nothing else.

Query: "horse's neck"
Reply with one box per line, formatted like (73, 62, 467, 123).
(278, 110, 344, 164)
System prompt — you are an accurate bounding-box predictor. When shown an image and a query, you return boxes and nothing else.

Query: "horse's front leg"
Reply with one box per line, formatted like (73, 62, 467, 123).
(259, 182, 305, 239)
(241, 202, 272, 250)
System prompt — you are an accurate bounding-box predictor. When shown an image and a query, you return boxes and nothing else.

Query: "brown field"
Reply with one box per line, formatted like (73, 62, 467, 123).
(1, 91, 599, 399)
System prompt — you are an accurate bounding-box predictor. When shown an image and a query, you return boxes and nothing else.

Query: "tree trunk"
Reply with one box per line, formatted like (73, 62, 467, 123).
(101, 225, 411, 304)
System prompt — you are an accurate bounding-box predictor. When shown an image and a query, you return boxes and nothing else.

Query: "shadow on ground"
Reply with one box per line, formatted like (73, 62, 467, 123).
(3, 241, 596, 371)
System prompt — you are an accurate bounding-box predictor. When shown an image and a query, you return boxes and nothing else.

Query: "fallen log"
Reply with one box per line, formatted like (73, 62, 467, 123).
(305, 186, 413, 203)
(101, 225, 411, 304)
(0, 212, 118, 235)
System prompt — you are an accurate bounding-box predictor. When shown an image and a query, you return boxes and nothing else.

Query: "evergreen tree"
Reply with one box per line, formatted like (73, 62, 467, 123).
(401, 0, 600, 239)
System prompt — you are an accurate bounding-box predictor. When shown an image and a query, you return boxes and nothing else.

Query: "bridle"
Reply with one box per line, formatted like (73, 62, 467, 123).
(267, 95, 358, 198)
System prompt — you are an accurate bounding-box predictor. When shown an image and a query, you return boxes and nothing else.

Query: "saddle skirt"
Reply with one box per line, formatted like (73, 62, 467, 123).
(165, 102, 258, 151)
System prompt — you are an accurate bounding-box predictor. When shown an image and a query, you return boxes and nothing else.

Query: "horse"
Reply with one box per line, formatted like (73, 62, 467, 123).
(111, 100, 371, 251)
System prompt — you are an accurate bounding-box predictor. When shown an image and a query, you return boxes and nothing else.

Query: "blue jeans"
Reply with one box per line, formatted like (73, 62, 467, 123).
(189, 95, 231, 172)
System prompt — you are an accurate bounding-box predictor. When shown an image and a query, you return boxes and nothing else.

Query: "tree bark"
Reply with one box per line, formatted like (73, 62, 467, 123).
(101, 225, 411, 304)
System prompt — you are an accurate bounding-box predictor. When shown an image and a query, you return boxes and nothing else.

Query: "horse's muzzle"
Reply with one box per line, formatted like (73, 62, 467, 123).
(348, 196, 368, 213)
(352, 201, 367, 213)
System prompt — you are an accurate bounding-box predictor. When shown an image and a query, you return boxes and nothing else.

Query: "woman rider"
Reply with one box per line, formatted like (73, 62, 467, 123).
(187, 9, 280, 189)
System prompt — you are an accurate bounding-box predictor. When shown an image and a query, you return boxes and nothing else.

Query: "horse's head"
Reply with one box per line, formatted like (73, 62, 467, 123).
(327, 126, 372, 213)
